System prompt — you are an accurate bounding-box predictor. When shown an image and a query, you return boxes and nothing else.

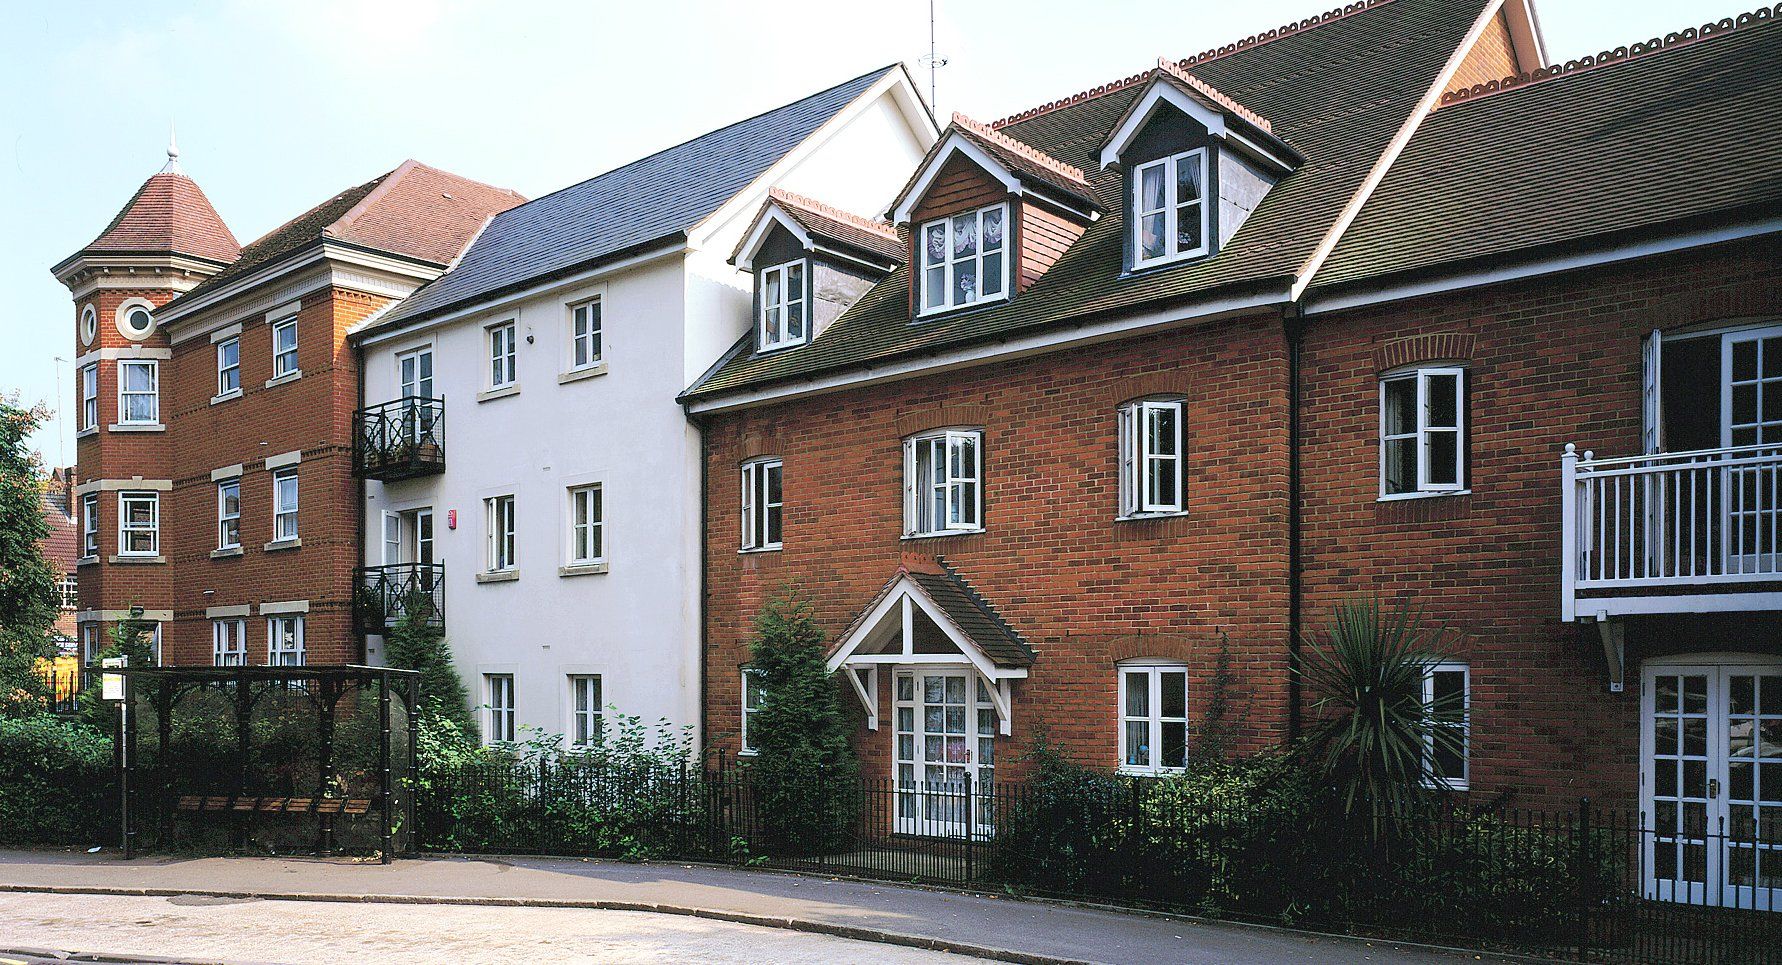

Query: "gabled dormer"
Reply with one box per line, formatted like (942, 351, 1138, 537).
(887, 114, 1099, 320)
(1100, 59, 1301, 272)
(733, 189, 903, 353)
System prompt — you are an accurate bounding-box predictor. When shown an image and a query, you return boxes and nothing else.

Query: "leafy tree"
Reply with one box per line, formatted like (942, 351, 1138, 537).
(77, 617, 158, 727)
(0, 398, 59, 717)
(746, 588, 858, 851)
(383, 590, 473, 736)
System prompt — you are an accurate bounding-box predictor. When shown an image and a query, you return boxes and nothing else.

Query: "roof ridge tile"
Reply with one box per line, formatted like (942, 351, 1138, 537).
(767, 188, 899, 242)
(950, 112, 1090, 189)
(1153, 57, 1274, 133)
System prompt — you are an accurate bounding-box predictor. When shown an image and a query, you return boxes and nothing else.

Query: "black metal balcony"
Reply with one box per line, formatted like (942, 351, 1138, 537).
(352, 563, 445, 634)
(352, 397, 445, 481)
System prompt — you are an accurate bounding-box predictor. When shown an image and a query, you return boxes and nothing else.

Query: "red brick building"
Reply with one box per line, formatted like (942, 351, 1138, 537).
(53, 145, 520, 670)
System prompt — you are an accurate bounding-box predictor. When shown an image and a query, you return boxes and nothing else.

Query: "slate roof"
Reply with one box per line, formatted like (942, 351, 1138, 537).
(369, 65, 901, 331)
(750, 189, 905, 266)
(166, 161, 524, 311)
(71, 171, 240, 266)
(1311, 7, 1782, 291)
(686, 0, 1490, 401)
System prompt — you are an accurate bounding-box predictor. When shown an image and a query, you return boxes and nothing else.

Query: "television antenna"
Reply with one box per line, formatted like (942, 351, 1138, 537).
(918, 0, 948, 112)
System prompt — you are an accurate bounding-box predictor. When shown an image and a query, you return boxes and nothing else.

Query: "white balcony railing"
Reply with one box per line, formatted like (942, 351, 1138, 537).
(1562, 443, 1782, 619)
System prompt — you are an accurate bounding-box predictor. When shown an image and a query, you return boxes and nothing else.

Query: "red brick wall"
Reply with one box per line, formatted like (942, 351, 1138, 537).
(1300, 237, 1782, 810)
(703, 310, 1293, 779)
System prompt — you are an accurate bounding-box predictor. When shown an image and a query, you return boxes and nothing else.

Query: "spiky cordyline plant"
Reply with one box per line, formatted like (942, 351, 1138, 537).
(1296, 597, 1463, 838)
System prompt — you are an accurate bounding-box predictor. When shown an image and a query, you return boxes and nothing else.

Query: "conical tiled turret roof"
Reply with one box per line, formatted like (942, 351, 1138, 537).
(78, 141, 240, 265)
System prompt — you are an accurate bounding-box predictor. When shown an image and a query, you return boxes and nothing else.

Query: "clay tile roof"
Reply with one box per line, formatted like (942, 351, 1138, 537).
(39, 492, 78, 571)
(948, 113, 1097, 209)
(1154, 58, 1274, 133)
(831, 562, 1036, 669)
(763, 188, 904, 265)
(80, 172, 240, 265)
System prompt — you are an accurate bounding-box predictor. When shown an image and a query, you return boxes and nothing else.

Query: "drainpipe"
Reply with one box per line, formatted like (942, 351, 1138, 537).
(1284, 304, 1306, 742)
(685, 404, 711, 765)
(353, 341, 368, 664)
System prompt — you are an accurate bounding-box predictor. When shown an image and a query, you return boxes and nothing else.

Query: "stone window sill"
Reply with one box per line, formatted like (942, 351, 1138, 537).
(738, 545, 782, 555)
(211, 546, 244, 559)
(211, 389, 243, 405)
(558, 562, 609, 577)
(477, 384, 520, 403)
(263, 538, 302, 552)
(264, 370, 302, 389)
(76, 426, 99, 440)
(108, 423, 165, 433)
(109, 554, 167, 564)
(902, 528, 984, 541)
(1377, 489, 1471, 503)
(477, 569, 520, 584)
(557, 363, 608, 385)
(76, 555, 99, 567)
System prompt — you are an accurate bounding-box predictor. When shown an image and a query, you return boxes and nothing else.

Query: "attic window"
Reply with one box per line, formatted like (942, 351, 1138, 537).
(919, 204, 1007, 316)
(1133, 149, 1207, 268)
(759, 260, 808, 351)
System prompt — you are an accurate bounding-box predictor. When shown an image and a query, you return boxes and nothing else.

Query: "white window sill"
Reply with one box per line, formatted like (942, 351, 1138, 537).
(476, 569, 520, 584)
(211, 546, 244, 559)
(755, 340, 808, 355)
(1128, 247, 1211, 274)
(108, 423, 165, 433)
(477, 384, 520, 403)
(557, 362, 608, 385)
(737, 749, 759, 758)
(110, 554, 166, 564)
(1377, 489, 1472, 503)
(264, 370, 302, 389)
(558, 561, 609, 577)
(738, 545, 783, 555)
(1117, 765, 1187, 778)
(263, 538, 302, 552)
(76, 426, 99, 440)
(76, 555, 99, 567)
(1118, 510, 1188, 522)
(211, 389, 243, 405)
(916, 295, 1010, 320)
(1421, 777, 1469, 792)
(902, 528, 985, 541)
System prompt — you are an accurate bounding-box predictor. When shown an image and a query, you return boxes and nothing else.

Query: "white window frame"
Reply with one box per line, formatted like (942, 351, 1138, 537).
(79, 363, 98, 430)
(212, 619, 246, 666)
(271, 316, 299, 379)
(568, 298, 602, 372)
(918, 203, 1009, 316)
(80, 304, 97, 346)
(1421, 661, 1470, 791)
(1117, 662, 1190, 775)
(272, 468, 299, 542)
(117, 359, 159, 425)
(740, 668, 766, 755)
(740, 458, 783, 551)
(567, 484, 604, 565)
(80, 493, 99, 558)
(216, 337, 241, 396)
(488, 321, 517, 389)
(484, 673, 516, 744)
(117, 491, 159, 557)
(1119, 398, 1185, 517)
(568, 674, 602, 748)
(267, 615, 304, 666)
(1379, 366, 1467, 499)
(217, 478, 241, 550)
(903, 429, 983, 537)
(486, 494, 517, 572)
(81, 623, 101, 666)
(758, 260, 809, 351)
(58, 573, 77, 610)
(1131, 148, 1209, 269)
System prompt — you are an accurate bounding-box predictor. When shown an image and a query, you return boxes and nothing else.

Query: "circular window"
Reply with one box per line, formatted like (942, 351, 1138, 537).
(80, 305, 97, 346)
(115, 299, 157, 341)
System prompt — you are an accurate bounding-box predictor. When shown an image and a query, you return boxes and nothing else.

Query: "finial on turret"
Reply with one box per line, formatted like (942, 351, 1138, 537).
(161, 122, 183, 175)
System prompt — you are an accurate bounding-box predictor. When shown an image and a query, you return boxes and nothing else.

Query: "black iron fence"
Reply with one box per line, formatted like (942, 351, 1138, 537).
(352, 396, 445, 481)
(415, 761, 1782, 964)
(34, 663, 92, 715)
(353, 563, 445, 633)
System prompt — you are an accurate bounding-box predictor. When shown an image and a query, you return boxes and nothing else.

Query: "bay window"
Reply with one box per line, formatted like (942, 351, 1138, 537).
(904, 429, 982, 536)
(919, 204, 1007, 314)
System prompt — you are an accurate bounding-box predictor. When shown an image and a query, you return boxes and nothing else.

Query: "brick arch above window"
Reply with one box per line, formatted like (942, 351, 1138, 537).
(1641, 287, 1782, 334)
(1111, 372, 1192, 407)
(1373, 332, 1476, 374)
(1108, 632, 1199, 665)
(894, 403, 992, 439)
(737, 426, 789, 462)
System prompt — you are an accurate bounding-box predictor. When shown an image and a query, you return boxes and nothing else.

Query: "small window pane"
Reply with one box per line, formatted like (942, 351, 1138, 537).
(1176, 155, 1203, 204)
(1383, 378, 1416, 435)
(1161, 671, 1187, 718)
(1428, 373, 1460, 429)
(1125, 671, 1149, 716)
(1141, 164, 1165, 211)
(1140, 213, 1166, 260)
(1428, 431, 1459, 485)
(1161, 722, 1187, 769)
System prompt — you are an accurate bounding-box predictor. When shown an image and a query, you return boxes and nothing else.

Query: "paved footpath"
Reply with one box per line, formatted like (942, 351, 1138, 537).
(0, 850, 1513, 964)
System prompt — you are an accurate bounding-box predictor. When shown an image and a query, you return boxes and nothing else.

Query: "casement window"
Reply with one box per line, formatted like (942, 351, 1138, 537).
(117, 359, 159, 425)
(216, 337, 241, 396)
(1118, 662, 1189, 774)
(1132, 149, 1208, 268)
(919, 204, 1007, 314)
(903, 429, 982, 536)
(118, 491, 159, 556)
(1380, 367, 1466, 497)
(1118, 398, 1185, 517)
(567, 484, 604, 565)
(81, 623, 101, 666)
(740, 458, 782, 551)
(272, 469, 299, 542)
(79, 364, 97, 429)
(58, 573, 77, 610)
(759, 261, 808, 350)
(740, 668, 766, 755)
(217, 479, 241, 550)
(212, 619, 246, 666)
(485, 674, 516, 744)
(569, 674, 602, 748)
(80, 494, 98, 558)
(267, 615, 304, 666)
(569, 298, 602, 371)
(271, 316, 299, 379)
(486, 494, 517, 572)
(488, 321, 517, 389)
(1422, 661, 1470, 790)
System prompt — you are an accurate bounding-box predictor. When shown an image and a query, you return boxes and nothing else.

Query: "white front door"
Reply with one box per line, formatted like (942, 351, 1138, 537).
(893, 669, 995, 837)
(1643, 659, 1782, 909)
(1720, 326, 1782, 575)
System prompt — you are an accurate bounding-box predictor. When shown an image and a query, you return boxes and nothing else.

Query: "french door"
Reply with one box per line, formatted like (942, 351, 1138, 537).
(1643, 660, 1782, 910)
(396, 347, 437, 444)
(1720, 327, 1782, 575)
(893, 669, 995, 837)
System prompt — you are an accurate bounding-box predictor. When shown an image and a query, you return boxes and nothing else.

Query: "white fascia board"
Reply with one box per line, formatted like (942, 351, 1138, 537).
(152, 249, 329, 328)
(687, 286, 1287, 415)
(161, 243, 443, 341)
(1303, 219, 1782, 317)
(734, 205, 813, 271)
(1100, 80, 1230, 168)
(890, 134, 1021, 225)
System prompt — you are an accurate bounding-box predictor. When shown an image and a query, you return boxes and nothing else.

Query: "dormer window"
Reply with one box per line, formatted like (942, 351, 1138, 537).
(1133, 150, 1208, 268)
(759, 260, 808, 351)
(919, 203, 1007, 316)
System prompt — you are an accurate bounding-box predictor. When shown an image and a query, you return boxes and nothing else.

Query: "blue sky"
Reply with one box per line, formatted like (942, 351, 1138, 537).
(1, 0, 1750, 462)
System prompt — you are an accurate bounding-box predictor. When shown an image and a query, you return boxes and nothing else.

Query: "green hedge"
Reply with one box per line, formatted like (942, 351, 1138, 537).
(0, 714, 114, 847)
